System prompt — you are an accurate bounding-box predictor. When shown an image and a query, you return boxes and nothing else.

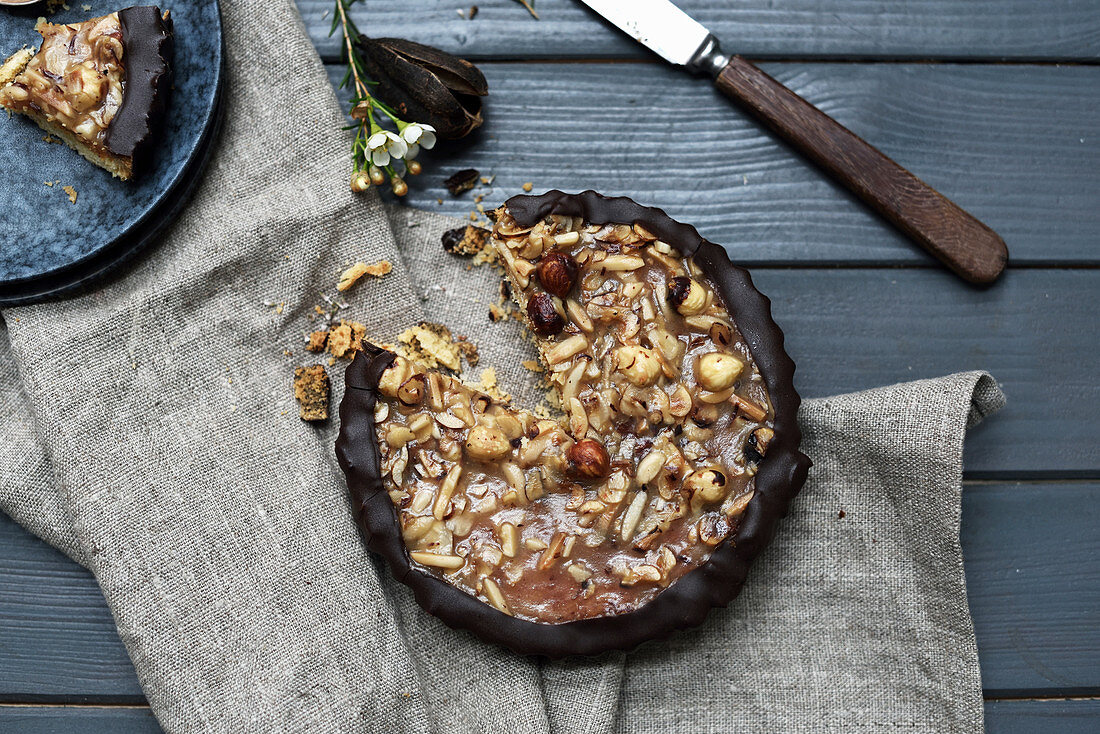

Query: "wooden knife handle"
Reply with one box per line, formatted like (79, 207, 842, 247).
(715, 55, 1007, 284)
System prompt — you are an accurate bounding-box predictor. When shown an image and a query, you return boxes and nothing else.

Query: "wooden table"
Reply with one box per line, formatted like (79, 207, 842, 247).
(1, 1, 1097, 730)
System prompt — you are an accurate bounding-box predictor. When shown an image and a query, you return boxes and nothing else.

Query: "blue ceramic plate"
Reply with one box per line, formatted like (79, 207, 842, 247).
(0, 0, 222, 305)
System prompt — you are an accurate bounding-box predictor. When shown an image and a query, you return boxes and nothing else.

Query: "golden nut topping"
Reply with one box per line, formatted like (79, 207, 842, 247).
(683, 468, 728, 503)
(667, 276, 708, 316)
(527, 292, 565, 336)
(568, 438, 611, 479)
(696, 353, 744, 392)
(465, 424, 512, 462)
(65, 62, 107, 113)
(377, 357, 410, 398)
(614, 345, 661, 387)
(536, 252, 579, 298)
(397, 373, 427, 406)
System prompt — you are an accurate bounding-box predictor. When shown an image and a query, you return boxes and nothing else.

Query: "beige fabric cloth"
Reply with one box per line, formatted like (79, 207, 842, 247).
(0, 1, 1004, 732)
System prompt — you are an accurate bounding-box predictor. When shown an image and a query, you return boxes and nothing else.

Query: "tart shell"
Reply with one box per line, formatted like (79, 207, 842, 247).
(336, 190, 811, 657)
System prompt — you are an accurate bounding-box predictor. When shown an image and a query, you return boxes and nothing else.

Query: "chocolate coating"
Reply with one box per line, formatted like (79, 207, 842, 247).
(106, 6, 173, 174)
(336, 191, 811, 657)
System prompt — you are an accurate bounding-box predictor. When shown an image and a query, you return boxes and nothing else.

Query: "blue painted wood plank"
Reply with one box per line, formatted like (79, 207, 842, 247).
(0, 706, 160, 733)
(325, 63, 1100, 266)
(985, 698, 1100, 734)
(0, 513, 144, 703)
(296, 0, 1100, 62)
(2, 698, 1091, 734)
(3, 479, 1097, 699)
(751, 269, 1100, 476)
(962, 483, 1100, 696)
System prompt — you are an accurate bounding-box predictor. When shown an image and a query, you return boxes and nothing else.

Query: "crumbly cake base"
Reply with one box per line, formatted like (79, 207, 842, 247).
(8, 102, 133, 180)
(0, 48, 33, 87)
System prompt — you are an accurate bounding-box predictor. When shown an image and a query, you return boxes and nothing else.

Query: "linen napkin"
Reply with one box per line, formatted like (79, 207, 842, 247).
(0, 0, 1005, 732)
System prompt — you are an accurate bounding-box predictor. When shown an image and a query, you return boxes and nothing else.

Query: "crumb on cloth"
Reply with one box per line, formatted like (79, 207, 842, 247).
(400, 322, 464, 372)
(294, 365, 330, 422)
(338, 260, 392, 291)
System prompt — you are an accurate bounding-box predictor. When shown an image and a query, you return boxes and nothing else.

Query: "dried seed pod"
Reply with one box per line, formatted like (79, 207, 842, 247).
(443, 169, 480, 195)
(527, 292, 565, 336)
(357, 37, 488, 139)
(568, 438, 611, 479)
(667, 276, 707, 315)
(536, 252, 579, 298)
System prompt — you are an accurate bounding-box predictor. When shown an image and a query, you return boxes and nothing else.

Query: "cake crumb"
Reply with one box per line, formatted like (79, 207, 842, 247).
(327, 322, 355, 358)
(293, 365, 330, 422)
(522, 182, 533, 192)
(838, 509, 846, 519)
(456, 336, 479, 367)
(44, 180, 55, 187)
(63, 185, 78, 204)
(338, 260, 392, 291)
(306, 330, 329, 353)
(521, 359, 543, 373)
(441, 224, 492, 259)
(472, 366, 510, 403)
(400, 322, 463, 372)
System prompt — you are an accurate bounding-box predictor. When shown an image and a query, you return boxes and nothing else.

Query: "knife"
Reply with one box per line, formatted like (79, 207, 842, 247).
(578, 0, 1008, 284)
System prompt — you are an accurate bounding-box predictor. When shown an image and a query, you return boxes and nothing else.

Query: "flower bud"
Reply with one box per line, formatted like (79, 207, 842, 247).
(406, 159, 422, 176)
(350, 171, 371, 193)
(369, 165, 386, 186)
(391, 176, 408, 196)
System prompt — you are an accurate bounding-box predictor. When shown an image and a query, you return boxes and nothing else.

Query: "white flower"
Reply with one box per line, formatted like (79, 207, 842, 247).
(401, 123, 436, 151)
(405, 143, 420, 160)
(366, 130, 408, 167)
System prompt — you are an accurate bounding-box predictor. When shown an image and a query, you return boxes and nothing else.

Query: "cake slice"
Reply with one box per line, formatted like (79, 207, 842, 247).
(0, 6, 173, 180)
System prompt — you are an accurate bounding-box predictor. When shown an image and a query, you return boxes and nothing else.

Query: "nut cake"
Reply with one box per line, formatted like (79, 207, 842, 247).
(337, 191, 810, 655)
(0, 6, 173, 180)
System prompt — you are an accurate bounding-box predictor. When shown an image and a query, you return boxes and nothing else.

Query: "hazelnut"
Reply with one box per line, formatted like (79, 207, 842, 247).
(696, 353, 744, 392)
(377, 357, 410, 398)
(397, 373, 427, 406)
(614, 345, 661, 387)
(708, 321, 732, 346)
(527, 292, 565, 336)
(754, 427, 775, 454)
(568, 438, 611, 479)
(667, 276, 708, 315)
(536, 252, 579, 298)
(465, 424, 511, 462)
(683, 468, 728, 503)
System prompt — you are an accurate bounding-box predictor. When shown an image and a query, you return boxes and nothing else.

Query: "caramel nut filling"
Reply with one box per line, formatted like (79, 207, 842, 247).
(0, 14, 126, 151)
(372, 210, 773, 623)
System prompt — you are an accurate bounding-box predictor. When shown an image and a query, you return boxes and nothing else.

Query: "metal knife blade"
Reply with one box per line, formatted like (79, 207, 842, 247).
(579, 0, 714, 68)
